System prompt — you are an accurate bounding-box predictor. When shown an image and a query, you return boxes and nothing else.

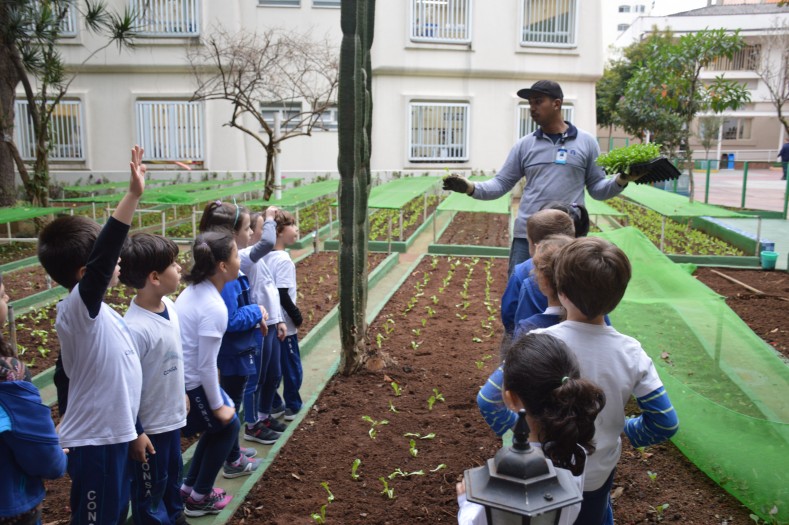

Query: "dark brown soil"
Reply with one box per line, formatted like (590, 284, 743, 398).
(3, 265, 54, 301)
(231, 256, 506, 525)
(437, 212, 510, 247)
(694, 268, 789, 359)
(229, 257, 767, 525)
(0, 242, 38, 265)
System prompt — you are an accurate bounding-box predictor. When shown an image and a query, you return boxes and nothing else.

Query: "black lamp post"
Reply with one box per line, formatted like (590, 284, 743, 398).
(464, 409, 583, 524)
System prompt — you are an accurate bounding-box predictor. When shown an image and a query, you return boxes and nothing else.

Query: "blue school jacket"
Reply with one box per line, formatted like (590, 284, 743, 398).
(217, 274, 263, 376)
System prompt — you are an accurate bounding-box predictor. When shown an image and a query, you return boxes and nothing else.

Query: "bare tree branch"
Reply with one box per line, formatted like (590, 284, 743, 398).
(754, 19, 789, 137)
(187, 25, 339, 199)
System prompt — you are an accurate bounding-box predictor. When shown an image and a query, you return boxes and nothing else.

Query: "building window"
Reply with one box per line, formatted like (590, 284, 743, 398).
(409, 102, 469, 162)
(708, 44, 761, 71)
(618, 5, 630, 12)
(518, 104, 574, 138)
(617, 23, 629, 32)
(411, 0, 471, 44)
(721, 118, 751, 140)
(313, 0, 339, 6)
(259, 0, 300, 6)
(260, 102, 303, 132)
(313, 105, 338, 131)
(131, 0, 199, 36)
(57, 4, 78, 36)
(14, 99, 85, 161)
(634, 4, 646, 13)
(136, 101, 204, 161)
(521, 0, 577, 47)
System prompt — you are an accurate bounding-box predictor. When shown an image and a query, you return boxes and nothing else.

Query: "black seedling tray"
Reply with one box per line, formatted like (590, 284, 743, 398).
(629, 157, 681, 185)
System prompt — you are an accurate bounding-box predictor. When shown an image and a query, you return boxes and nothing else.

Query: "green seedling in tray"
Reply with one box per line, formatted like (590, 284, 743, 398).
(597, 143, 680, 184)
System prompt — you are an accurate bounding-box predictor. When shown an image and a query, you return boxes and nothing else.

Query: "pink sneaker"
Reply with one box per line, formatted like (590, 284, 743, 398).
(183, 488, 232, 517)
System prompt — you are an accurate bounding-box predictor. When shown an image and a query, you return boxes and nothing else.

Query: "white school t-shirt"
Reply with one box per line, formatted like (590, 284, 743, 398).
(124, 296, 187, 435)
(239, 247, 283, 325)
(535, 321, 664, 490)
(56, 284, 142, 448)
(263, 250, 298, 336)
(175, 281, 228, 410)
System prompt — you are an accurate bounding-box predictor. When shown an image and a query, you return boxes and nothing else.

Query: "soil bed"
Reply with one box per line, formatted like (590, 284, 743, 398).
(230, 255, 762, 525)
(0, 243, 38, 265)
(231, 255, 506, 524)
(694, 268, 789, 359)
(437, 212, 510, 247)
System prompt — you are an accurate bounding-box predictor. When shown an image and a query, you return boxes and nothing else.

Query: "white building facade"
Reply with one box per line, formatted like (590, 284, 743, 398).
(15, 0, 604, 180)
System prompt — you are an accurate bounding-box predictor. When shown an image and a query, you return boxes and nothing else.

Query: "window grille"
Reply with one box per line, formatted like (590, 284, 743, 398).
(521, 0, 577, 47)
(409, 102, 469, 162)
(411, 0, 471, 44)
(136, 101, 204, 161)
(131, 0, 199, 36)
(14, 99, 85, 161)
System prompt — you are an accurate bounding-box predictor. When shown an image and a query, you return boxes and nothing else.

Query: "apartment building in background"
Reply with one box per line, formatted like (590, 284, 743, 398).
(613, 2, 789, 161)
(601, 0, 652, 54)
(13, 0, 603, 180)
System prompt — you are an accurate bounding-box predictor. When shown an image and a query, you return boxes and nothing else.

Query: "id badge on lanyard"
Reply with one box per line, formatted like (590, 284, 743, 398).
(555, 147, 567, 165)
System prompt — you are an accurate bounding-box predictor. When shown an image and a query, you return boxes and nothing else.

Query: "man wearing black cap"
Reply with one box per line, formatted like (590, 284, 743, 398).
(444, 80, 641, 275)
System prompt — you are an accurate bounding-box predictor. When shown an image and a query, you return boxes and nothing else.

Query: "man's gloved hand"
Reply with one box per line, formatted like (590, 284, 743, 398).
(615, 170, 645, 187)
(442, 173, 475, 195)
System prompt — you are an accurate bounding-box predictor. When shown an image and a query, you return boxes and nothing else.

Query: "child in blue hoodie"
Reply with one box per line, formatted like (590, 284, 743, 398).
(0, 275, 67, 524)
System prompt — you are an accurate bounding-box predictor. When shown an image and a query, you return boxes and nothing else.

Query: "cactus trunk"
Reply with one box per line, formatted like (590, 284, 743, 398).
(337, 0, 375, 375)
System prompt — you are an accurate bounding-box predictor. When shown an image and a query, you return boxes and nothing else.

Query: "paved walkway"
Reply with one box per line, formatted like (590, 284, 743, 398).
(686, 167, 789, 271)
(692, 167, 787, 213)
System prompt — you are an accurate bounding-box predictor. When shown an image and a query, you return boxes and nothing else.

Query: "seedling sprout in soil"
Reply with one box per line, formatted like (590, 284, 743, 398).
(390, 382, 402, 397)
(597, 143, 662, 176)
(361, 415, 389, 440)
(408, 439, 418, 457)
(388, 468, 424, 479)
(378, 477, 395, 499)
(404, 432, 435, 440)
(388, 401, 399, 413)
(351, 459, 362, 480)
(427, 388, 445, 410)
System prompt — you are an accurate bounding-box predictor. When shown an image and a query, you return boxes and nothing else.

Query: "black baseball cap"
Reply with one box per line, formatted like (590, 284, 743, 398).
(517, 80, 563, 100)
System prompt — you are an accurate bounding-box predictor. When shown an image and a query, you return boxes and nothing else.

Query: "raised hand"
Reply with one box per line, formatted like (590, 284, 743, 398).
(129, 145, 146, 198)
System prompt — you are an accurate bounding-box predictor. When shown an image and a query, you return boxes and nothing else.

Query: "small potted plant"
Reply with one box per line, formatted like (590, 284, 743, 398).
(597, 143, 680, 184)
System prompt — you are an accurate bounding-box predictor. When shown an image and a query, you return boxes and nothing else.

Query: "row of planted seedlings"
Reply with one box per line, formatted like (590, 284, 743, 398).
(606, 196, 746, 257)
(324, 192, 446, 253)
(230, 254, 508, 524)
(33, 250, 397, 523)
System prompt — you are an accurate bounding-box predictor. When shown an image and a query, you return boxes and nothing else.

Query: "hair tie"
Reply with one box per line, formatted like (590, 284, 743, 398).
(570, 203, 578, 208)
(561, 376, 570, 385)
(214, 200, 222, 206)
(197, 241, 209, 249)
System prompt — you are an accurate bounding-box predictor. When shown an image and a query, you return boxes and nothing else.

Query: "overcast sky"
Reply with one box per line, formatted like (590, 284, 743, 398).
(650, 0, 711, 16)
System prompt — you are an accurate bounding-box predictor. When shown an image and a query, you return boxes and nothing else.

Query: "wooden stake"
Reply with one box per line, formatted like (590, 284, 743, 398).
(710, 269, 789, 302)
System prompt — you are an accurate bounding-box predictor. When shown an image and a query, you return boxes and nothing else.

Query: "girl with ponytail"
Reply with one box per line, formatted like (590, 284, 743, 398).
(459, 332, 605, 525)
(174, 231, 241, 516)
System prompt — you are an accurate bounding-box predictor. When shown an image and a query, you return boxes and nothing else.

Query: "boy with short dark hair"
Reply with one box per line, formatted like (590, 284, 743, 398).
(265, 210, 304, 421)
(534, 236, 679, 525)
(119, 233, 189, 525)
(38, 146, 146, 525)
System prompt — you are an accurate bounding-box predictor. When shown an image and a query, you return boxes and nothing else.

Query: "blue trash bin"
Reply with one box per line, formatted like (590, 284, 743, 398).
(727, 153, 735, 170)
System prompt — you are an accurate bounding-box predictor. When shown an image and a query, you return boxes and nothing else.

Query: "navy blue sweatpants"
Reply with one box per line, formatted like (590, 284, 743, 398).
(271, 334, 303, 413)
(67, 442, 130, 525)
(130, 429, 184, 525)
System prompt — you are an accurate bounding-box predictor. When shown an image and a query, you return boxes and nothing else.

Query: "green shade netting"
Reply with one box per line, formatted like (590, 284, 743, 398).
(437, 177, 510, 214)
(244, 179, 339, 209)
(584, 191, 626, 217)
(622, 184, 747, 219)
(601, 227, 788, 522)
(0, 207, 67, 224)
(53, 194, 125, 204)
(142, 180, 267, 206)
(367, 177, 441, 209)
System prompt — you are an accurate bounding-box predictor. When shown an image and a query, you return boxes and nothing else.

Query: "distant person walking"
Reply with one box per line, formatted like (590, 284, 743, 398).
(778, 137, 789, 181)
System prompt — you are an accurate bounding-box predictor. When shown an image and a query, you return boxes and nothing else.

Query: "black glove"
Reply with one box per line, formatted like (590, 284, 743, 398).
(442, 174, 474, 195)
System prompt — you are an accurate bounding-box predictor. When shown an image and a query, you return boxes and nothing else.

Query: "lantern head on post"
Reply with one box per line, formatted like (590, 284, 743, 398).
(464, 409, 583, 524)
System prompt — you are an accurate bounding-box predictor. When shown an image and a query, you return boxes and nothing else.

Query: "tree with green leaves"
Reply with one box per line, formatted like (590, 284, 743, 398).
(0, 0, 137, 206)
(622, 28, 751, 201)
(597, 30, 676, 144)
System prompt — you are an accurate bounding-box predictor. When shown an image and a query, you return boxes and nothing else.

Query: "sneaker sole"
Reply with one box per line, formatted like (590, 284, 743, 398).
(270, 410, 286, 419)
(284, 414, 297, 421)
(183, 507, 223, 518)
(243, 433, 279, 445)
(222, 468, 255, 479)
